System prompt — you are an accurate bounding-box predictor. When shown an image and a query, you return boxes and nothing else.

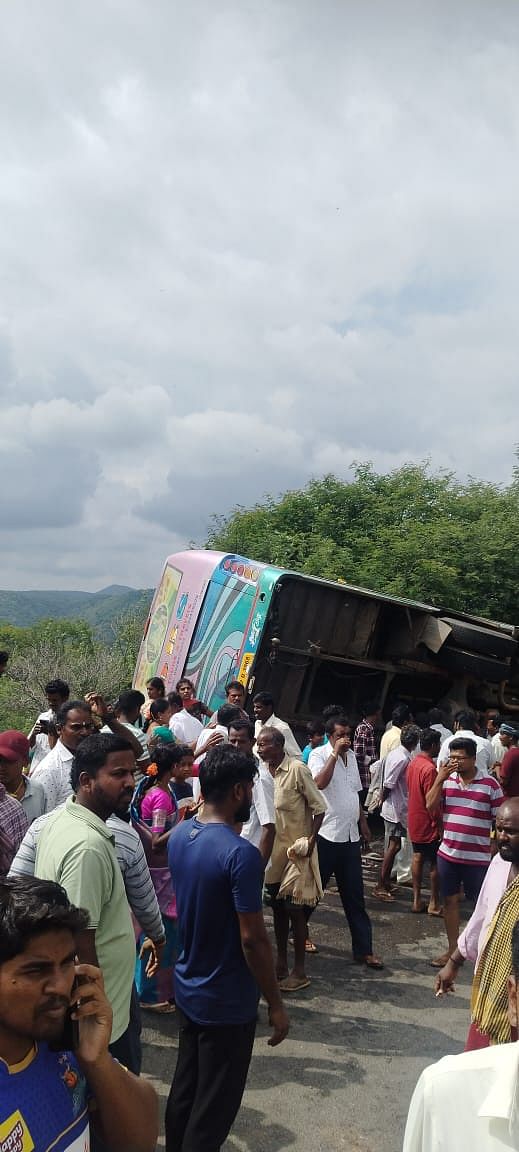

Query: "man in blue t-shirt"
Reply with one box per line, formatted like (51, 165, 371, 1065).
(166, 744, 289, 1152)
(0, 875, 157, 1152)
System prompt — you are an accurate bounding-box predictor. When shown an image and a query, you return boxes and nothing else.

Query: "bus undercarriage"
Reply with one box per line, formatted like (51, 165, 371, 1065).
(247, 573, 519, 730)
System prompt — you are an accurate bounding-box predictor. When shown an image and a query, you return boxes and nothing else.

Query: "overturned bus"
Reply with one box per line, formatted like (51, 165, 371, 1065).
(134, 549, 519, 727)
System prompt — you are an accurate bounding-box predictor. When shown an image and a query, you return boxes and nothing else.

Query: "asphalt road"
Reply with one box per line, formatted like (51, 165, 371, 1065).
(142, 844, 472, 1152)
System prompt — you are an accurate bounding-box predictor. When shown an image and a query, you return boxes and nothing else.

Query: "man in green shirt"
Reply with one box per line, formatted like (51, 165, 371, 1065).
(35, 733, 138, 1070)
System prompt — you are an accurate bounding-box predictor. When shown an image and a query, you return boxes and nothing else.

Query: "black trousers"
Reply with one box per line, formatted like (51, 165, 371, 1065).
(165, 1008, 257, 1152)
(108, 983, 142, 1075)
(313, 836, 373, 958)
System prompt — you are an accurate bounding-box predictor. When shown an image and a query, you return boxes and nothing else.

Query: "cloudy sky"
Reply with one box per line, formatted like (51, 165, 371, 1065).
(1, 1, 518, 590)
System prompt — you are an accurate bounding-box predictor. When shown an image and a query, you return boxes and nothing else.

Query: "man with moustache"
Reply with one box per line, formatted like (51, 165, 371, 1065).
(0, 876, 158, 1152)
(0, 730, 45, 825)
(31, 695, 145, 812)
(228, 718, 275, 868)
(405, 919, 519, 1152)
(308, 716, 383, 969)
(436, 797, 519, 1049)
(35, 733, 139, 1071)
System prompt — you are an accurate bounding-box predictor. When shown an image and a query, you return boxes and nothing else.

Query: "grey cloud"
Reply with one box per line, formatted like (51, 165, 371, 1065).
(136, 463, 308, 543)
(1, 1, 519, 587)
(0, 440, 100, 530)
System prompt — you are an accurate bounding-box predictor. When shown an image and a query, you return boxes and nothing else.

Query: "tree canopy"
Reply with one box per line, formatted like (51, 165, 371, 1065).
(206, 462, 519, 624)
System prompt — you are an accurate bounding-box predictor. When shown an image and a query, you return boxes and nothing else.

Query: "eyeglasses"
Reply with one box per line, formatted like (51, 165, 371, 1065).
(67, 722, 95, 732)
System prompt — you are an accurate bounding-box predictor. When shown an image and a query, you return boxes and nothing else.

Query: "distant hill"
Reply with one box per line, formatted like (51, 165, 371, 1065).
(0, 585, 154, 640)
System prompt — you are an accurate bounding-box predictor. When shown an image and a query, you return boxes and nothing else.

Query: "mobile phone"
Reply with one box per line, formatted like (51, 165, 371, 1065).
(39, 719, 49, 734)
(48, 976, 80, 1052)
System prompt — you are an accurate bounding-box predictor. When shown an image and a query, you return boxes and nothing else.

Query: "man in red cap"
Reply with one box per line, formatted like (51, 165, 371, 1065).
(0, 733, 29, 876)
(0, 731, 45, 826)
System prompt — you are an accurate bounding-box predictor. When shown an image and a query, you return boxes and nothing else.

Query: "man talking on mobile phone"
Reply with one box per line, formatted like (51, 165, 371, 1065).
(0, 876, 158, 1152)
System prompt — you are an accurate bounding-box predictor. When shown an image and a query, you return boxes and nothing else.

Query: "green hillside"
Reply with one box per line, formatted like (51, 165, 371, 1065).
(0, 585, 153, 640)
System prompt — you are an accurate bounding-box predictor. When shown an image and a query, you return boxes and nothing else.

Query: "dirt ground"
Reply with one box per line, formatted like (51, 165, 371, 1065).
(142, 842, 471, 1152)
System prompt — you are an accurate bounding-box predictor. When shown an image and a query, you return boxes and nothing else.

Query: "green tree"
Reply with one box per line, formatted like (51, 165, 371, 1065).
(206, 462, 519, 622)
(0, 607, 147, 732)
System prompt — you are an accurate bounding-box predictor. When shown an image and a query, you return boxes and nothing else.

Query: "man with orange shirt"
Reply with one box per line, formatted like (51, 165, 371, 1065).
(407, 728, 442, 916)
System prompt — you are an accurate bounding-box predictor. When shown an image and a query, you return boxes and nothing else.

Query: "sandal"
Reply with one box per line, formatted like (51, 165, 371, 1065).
(278, 975, 311, 992)
(372, 887, 395, 902)
(290, 937, 319, 953)
(411, 904, 426, 914)
(354, 954, 384, 970)
(427, 907, 444, 917)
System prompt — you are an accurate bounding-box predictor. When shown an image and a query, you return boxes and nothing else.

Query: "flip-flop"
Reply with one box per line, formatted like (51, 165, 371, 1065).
(430, 955, 450, 968)
(427, 908, 444, 917)
(290, 937, 319, 953)
(372, 888, 395, 902)
(354, 955, 384, 970)
(278, 975, 311, 992)
(411, 905, 426, 914)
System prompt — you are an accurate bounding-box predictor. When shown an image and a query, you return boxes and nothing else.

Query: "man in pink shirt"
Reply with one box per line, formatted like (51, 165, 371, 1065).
(435, 797, 519, 1048)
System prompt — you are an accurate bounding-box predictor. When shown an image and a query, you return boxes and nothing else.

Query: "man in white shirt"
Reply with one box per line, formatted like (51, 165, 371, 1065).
(229, 719, 275, 867)
(485, 709, 502, 740)
(168, 691, 204, 748)
(207, 680, 248, 726)
(373, 725, 421, 901)
(190, 705, 243, 802)
(193, 704, 243, 763)
(308, 716, 383, 969)
(30, 700, 96, 811)
(427, 707, 453, 744)
(28, 678, 69, 771)
(253, 692, 301, 758)
(403, 918, 519, 1152)
(33, 697, 147, 812)
(437, 710, 493, 773)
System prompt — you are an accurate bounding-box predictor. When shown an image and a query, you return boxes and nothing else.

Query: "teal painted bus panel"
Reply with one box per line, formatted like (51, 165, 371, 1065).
(183, 553, 276, 710)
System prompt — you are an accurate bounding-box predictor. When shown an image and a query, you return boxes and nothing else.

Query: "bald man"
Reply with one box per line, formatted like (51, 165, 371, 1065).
(436, 797, 519, 1046)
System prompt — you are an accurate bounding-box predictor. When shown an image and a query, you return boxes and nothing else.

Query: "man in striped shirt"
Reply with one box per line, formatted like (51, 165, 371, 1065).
(426, 736, 503, 967)
(8, 808, 165, 950)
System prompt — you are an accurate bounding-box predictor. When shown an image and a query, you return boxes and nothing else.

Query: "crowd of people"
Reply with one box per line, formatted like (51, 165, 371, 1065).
(1, 658, 519, 1150)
